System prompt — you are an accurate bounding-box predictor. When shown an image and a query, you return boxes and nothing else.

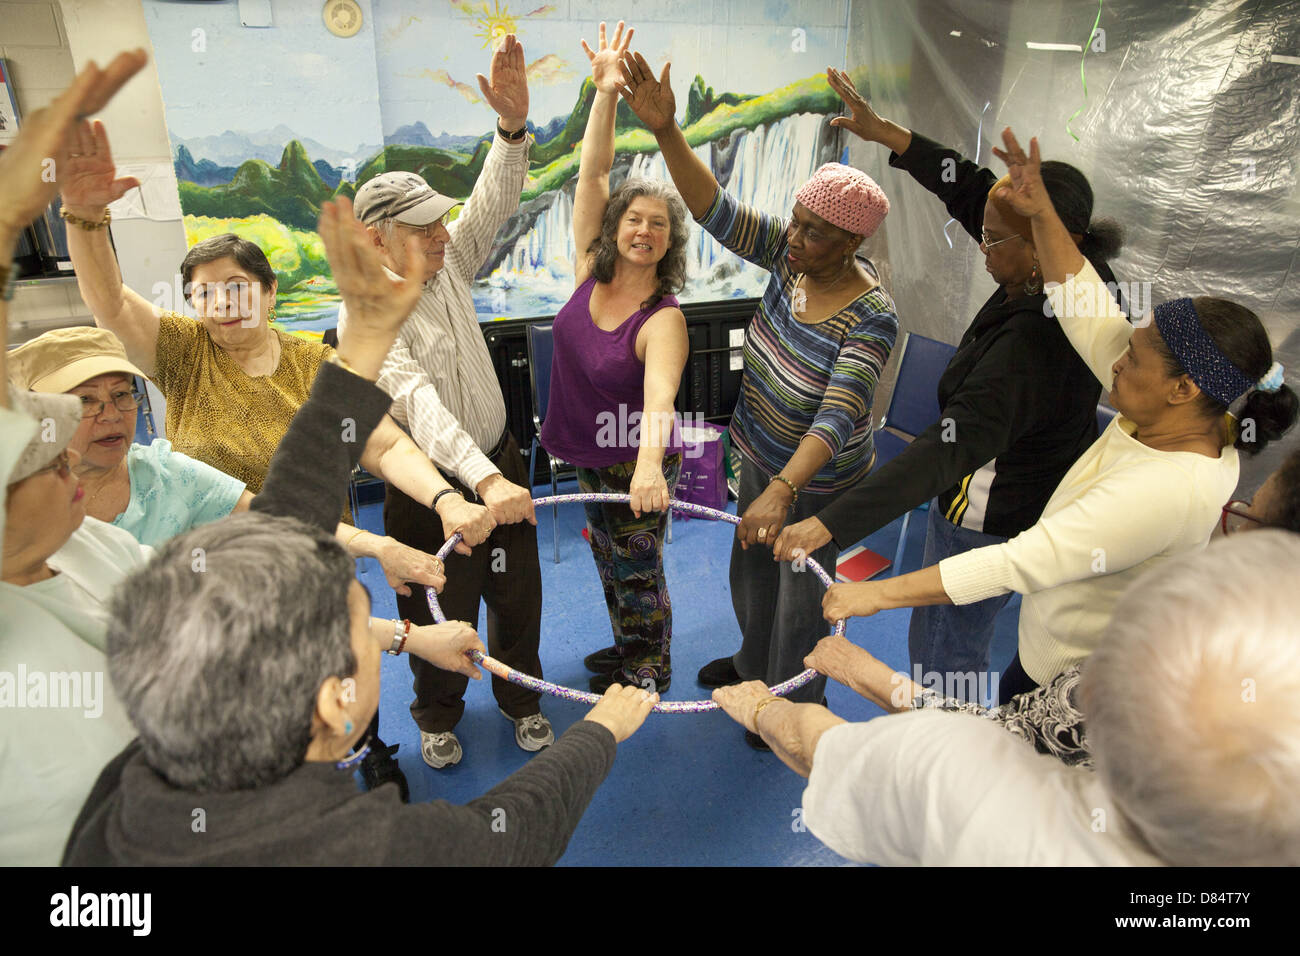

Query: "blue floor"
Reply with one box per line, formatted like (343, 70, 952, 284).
(354, 477, 1021, 866)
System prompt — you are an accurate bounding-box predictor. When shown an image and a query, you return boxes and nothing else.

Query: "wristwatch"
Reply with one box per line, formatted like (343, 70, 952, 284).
(497, 121, 527, 142)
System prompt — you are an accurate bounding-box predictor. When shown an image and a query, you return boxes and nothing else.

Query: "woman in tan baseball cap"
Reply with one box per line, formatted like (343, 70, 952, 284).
(11, 325, 253, 547)
(10, 326, 483, 585)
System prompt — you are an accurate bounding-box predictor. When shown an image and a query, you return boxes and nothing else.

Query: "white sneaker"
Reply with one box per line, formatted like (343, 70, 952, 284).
(500, 709, 554, 751)
(420, 730, 462, 769)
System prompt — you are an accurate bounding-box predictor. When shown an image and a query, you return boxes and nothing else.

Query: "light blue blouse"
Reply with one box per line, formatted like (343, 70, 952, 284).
(114, 439, 246, 547)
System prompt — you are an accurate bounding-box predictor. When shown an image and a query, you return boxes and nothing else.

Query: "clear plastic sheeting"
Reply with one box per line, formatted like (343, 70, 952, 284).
(846, 0, 1300, 494)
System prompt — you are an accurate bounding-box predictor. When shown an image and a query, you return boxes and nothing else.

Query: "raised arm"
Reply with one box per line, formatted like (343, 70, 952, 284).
(61, 120, 163, 375)
(253, 198, 424, 528)
(0, 50, 148, 388)
(573, 21, 633, 286)
(993, 128, 1132, 383)
(446, 33, 531, 280)
(617, 51, 717, 218)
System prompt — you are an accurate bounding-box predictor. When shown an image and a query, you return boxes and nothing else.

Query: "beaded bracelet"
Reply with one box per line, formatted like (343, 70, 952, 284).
(769, 474, 799, 506)
(59, 206, 112, 230)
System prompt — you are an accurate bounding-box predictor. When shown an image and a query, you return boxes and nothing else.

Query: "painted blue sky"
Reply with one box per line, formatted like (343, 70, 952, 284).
(145, 0, 849, 153)
(375, 0, 850, 137)
(143, 0, 385, 152)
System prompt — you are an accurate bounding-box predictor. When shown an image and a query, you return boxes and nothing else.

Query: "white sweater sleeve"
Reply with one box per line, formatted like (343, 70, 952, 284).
(938, 454, 1192, 604)
(1044, 258, 1134, 390)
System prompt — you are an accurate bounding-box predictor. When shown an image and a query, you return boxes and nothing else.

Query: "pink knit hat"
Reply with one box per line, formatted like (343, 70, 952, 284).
(794, 163, 890, 237)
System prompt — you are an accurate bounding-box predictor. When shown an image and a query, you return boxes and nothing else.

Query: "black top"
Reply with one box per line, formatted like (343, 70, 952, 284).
(62, 361, 617, 866)
(818, 132, 1121, 543)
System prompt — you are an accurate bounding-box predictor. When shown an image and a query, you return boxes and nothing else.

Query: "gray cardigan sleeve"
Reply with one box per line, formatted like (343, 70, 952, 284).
(385, 721, 618, 865)
(251, 361, 392, 531)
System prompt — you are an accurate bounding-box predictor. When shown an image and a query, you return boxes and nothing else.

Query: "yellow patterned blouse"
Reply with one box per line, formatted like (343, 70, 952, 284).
(152, 312, 342, 508)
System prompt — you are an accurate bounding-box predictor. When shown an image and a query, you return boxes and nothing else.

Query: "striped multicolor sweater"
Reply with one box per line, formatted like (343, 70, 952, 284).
(698, 187, 899, 494)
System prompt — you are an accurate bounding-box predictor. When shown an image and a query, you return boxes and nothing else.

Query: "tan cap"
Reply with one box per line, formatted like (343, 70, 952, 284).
(5, 384, 81, 485)
(353, 171, 462, 226)
(9, 326, 146, 394)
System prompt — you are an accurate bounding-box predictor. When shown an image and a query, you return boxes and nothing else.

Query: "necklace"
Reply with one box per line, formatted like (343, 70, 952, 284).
(797, 258, 857, 297)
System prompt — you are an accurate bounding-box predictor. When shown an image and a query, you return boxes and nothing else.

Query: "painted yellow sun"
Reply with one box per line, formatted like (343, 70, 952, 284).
(468, 1, 519, 49)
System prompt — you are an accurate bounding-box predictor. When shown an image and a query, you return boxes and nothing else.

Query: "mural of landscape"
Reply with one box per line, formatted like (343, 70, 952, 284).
(144, 0, 854, 335)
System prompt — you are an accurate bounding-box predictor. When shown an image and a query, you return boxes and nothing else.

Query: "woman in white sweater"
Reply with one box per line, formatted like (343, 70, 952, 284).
(820, 127, 1297, 702)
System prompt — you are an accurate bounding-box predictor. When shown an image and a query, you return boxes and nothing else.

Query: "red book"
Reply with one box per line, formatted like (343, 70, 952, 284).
(835, 544, 890, 583)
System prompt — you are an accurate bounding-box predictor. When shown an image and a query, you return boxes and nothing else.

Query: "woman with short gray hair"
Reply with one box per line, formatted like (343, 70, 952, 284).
(63, 199, 660, 866)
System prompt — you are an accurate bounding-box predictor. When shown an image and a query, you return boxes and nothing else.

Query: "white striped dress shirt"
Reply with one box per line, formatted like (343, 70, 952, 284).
(338, 131, 530, 491)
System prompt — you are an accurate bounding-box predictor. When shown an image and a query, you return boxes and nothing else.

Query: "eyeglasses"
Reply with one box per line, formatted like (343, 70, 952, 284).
(980, 228, 1024, 250)
(396, 215, 450, 240)
(31, 449, 73, 481)
(78, 391, 143, 419)
(1220, 499, 1267, 536)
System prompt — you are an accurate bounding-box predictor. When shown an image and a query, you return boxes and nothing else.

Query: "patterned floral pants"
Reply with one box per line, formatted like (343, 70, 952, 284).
(576, 453, 683, 682)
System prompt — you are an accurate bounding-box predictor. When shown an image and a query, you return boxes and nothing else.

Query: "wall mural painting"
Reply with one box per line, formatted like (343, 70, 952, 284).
(145, 0, 853, 337)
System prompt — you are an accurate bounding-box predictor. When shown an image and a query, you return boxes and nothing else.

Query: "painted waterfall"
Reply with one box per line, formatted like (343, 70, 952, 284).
(144, 0, 853, 333)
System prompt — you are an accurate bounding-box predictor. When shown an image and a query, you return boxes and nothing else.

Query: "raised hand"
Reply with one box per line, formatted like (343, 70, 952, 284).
(0, 48, 147, 241)
(318, 196, 423, 378)
(617, 51, 676, 133)
(826, 68, 886, 142)
(476, 33, 529, 130)
(582, 20, 634, 95)
(60, 121, 140, 216)
(991, 127, 1051, 218)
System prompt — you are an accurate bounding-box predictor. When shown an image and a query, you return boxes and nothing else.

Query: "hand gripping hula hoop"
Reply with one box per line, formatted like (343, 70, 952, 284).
(425, 494, 845, 714)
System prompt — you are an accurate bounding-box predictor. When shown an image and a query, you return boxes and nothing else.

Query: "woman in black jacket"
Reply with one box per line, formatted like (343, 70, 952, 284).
(773, 69, 1125, 700)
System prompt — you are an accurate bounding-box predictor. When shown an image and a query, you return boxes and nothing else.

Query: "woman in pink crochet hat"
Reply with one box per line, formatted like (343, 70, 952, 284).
(619, 51, 900, 750)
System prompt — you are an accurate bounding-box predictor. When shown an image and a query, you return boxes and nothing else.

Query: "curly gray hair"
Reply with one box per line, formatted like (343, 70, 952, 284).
(587, 178, 690, 310)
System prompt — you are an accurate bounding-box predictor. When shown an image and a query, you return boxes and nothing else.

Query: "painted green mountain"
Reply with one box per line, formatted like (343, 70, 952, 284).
(177, 70, 849, 226)
(179, 139, 362, 230)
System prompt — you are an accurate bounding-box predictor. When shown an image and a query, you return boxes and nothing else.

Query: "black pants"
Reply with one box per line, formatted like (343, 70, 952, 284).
(997, 651, 1040, 705)
(384, 433, 544, 732)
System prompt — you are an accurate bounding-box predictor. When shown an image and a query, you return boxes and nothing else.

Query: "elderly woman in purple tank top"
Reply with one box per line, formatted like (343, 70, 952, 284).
(540, 22, 690, 693)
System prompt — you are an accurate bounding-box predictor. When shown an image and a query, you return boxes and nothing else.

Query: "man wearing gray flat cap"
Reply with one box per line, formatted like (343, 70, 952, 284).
(339, 34, 553, 771)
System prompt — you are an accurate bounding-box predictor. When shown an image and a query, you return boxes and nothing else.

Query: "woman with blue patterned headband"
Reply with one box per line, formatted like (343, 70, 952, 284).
(816, 127, 1296, 704)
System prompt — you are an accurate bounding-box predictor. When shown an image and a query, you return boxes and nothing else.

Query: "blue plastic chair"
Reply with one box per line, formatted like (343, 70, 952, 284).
(527, 323, 566, 563)
(1096, 402, 1119, 434)
(873, 332, 958, 574)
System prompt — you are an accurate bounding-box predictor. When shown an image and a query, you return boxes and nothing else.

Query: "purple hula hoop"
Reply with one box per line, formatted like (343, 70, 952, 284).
(425, 494, 845, 714)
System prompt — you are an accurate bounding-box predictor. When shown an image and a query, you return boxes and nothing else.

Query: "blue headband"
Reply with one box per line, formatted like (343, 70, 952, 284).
(1153, 298, 1256, 407)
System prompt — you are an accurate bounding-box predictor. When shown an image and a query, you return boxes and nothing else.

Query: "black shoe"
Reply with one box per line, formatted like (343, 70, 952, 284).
(360, 741, 410, 803)
(583, 645, 624, 674)
(744, 730, 771, 752)
(589, 669, 671, 694)
(697, 655, 743, 688)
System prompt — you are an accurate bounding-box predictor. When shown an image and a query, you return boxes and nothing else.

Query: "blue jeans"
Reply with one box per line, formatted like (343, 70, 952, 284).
(906, 498, 1012, 703)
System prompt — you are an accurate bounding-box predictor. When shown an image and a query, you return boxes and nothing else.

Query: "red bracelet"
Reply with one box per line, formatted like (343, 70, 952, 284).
(398, 618, 411, 655)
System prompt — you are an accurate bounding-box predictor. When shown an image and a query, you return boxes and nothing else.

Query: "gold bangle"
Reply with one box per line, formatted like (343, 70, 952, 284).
(59, 206, 112, 230)
(752, 695, 788, 725)
(343, 527, 368, 550)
